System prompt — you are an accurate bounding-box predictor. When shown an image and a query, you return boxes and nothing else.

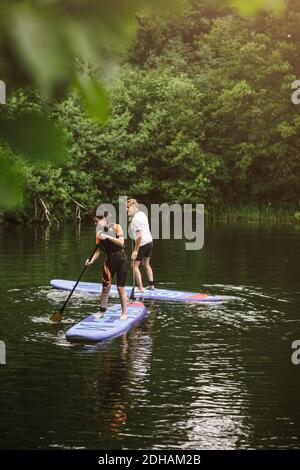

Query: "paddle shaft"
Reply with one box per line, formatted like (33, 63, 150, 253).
(130, 238, 136, 301)
(59, 245, 99, 314)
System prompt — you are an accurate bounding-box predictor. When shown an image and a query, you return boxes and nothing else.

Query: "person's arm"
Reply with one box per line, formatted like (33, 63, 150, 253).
(132, 230, 142, 260)
(86, 247, 101, 266)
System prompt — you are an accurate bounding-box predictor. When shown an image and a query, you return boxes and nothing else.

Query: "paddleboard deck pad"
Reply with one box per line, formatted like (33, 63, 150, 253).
(51, 279, 223, 303)
(65, 302, 147, 342)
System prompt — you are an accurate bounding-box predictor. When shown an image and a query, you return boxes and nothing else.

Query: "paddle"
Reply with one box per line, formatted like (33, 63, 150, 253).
(50, 245, 99, 322)
(129, 239, 136, 301)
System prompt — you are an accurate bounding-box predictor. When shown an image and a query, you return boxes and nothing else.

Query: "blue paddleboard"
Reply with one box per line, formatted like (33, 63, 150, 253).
(51, 279, 223, 303)
(65, 302, 147, 342)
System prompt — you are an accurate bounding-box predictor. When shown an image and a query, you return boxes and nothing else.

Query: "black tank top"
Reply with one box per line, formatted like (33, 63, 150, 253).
(96, 223, 125, 255)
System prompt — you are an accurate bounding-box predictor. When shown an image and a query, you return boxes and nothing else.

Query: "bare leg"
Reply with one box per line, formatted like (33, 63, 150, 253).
(142, 257, 154, 285)
(133, 260, 144, 290)
(95, 285, 110, 318)
(118, 286, 127, 320)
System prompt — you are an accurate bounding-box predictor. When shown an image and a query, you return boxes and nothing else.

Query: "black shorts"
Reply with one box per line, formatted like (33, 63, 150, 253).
(136, 242, 153, 261)
(102, 251, 128, 288)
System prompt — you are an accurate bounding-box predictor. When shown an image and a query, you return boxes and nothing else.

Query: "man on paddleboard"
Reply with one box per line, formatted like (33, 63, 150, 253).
(86, 210, 128, 320)
(127, 199, 155, 293)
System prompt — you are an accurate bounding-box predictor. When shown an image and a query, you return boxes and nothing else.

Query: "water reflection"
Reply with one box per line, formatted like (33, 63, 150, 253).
(88, 310, 155, 446)
(90, 333, 129, 441)
(179, 356, 251, 449)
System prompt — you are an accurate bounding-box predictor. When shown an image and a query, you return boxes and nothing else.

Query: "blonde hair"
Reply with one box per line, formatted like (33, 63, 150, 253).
(127, 198, 139, 209)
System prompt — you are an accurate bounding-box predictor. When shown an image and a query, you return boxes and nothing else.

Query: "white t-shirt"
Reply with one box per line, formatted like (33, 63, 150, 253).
(130, 211, 152, 246)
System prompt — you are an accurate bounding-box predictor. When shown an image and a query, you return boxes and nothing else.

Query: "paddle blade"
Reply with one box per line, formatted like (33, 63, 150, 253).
(50, 311, 63, 323)
(129, 287, 136, 301)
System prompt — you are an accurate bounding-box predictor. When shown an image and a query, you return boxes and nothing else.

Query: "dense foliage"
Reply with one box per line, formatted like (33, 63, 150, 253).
(1, 0, 300, 222)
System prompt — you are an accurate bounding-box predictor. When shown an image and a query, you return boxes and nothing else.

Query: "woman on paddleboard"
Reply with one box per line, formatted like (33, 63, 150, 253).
(85, 210, 128, 320)
(127, 199, 155, 293)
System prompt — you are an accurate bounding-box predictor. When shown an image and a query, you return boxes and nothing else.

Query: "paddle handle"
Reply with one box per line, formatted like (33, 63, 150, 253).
(59, 245, 99, 314)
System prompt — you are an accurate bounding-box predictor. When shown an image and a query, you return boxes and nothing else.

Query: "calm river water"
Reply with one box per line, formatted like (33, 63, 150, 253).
(0, 222, 299, 449)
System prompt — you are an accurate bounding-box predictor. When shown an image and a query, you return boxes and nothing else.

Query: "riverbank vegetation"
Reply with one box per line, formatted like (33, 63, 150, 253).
(1, 0, 300, 223)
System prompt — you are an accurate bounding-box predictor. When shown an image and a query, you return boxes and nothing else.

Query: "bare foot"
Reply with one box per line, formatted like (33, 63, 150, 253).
(135, 287, 144, 293)
(120, 314, 127, 321)
(94, 311, 105, 319)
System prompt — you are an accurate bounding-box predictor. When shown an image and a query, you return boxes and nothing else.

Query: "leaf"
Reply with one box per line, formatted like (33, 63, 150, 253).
(0, 111, 67, 163)
(75, 74, 110, 123)
(10, 4, 71, 96)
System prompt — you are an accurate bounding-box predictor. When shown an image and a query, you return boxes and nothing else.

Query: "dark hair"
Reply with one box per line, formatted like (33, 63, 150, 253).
(95, 210, 108, 220)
